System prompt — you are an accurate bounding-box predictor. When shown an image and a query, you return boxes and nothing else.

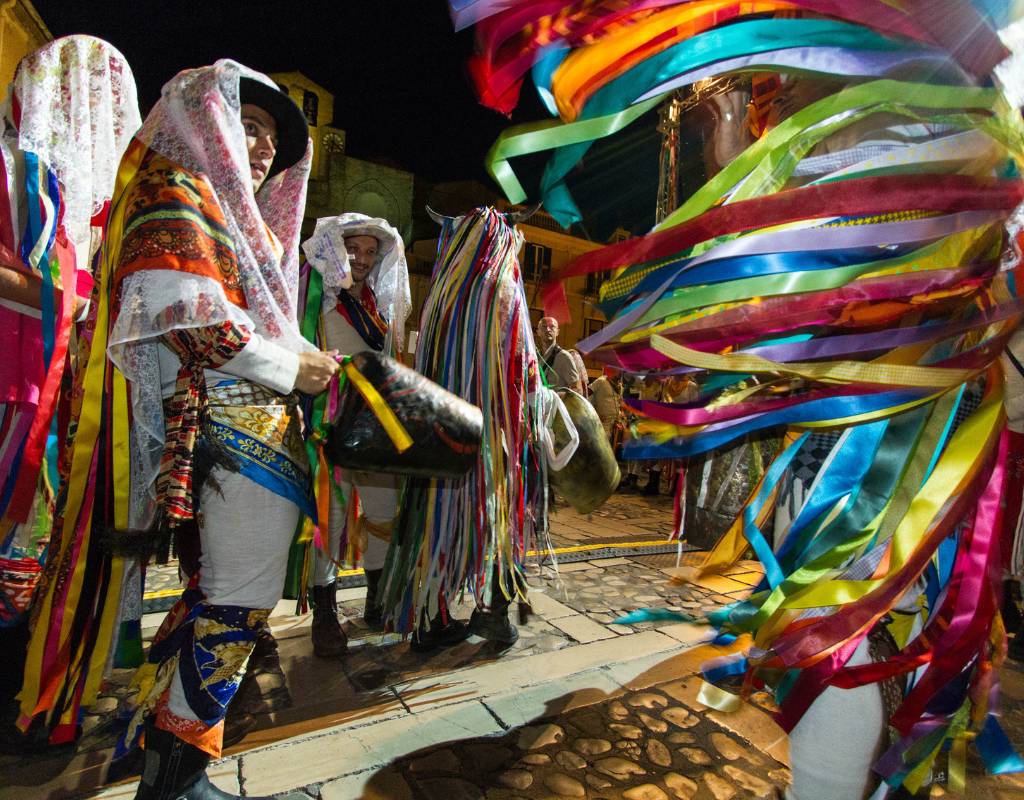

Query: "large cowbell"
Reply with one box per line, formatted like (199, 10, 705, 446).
(550, 389, 620, 514)
(327, 352, 483, 477)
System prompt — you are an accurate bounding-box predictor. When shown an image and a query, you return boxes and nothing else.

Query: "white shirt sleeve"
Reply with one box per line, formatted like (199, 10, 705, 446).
(218, 332, 301, 395)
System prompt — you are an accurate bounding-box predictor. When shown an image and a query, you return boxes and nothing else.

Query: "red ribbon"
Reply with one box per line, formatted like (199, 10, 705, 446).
(4, 231, 77, 522)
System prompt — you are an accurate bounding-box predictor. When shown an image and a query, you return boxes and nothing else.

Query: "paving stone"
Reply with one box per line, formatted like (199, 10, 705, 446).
(623, 783, 670, 800)
(321, 768, 413, 800)
(723, 765, 773, 796)
(573, 738, 612, 756)
(523, 591, 579, 620)
(549, 614, 618, 643)
(663, 707, 700, 729)
(646, 739, 673, 767)
(609, 723, 644, 740)
(703, 773, 737, 800)
(594, 756, 647, 779)
(518, 753, 551, 766)
(497, 770, 533, 790)
(416, 777, 485, 800)
(570, 710, 608, 737)
(409, 748, 461, 773)
(627, 692, 669, 709)
(483, 669, 623, 730)
(710, 732, 746, 761)
(638, 711, 669, 733)
(555, 750, 587, 770)
(663, 772, 699, 800)
(666, 732, 697, 745)
(616, 740, 643, 760)
(609, 700, 630, 719)
(516, 723, 565, 750)
(585, 774, 613, 790)
(240, 701, 499, 795)
(589, 557, 633, 567)
(543, 772, 585, 797)
(678, 747, 713, 766)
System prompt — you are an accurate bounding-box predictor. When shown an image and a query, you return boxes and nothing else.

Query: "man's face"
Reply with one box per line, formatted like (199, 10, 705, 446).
(345, 235, 380, 285)
(537, 317, 558, 349)
(241, 104, 277, 192)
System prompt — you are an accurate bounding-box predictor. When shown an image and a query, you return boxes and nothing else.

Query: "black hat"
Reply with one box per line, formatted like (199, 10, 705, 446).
(239, 77, 308, 179)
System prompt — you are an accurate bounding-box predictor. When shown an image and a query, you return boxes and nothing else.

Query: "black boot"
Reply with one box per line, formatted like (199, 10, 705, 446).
(619, 473, 638, 493)
(362, 569, 384, 630)
(309, 583, 347, 658)
(135, 723, 307, 799)
(468, 592, 519, 649)
(642, 470, 661, 496)
(410, 613, 470, 653)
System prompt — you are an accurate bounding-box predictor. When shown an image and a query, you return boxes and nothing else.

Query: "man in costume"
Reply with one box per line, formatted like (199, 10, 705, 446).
(447, 1, 1024, 796)
(381, 206, 551, 652)
(300, 213, 410, 657)
(536, 315, 583, 393)
(17, 60, 336, 800)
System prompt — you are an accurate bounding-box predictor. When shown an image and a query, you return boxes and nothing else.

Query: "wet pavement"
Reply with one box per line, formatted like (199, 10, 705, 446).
(3, 492, 1024, 799)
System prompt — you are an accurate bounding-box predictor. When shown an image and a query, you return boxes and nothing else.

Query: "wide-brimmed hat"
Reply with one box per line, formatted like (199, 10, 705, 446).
(239, 76, 307, 179)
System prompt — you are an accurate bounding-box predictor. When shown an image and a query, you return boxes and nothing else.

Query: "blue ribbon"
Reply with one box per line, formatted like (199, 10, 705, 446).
(976, 714, 1024, 775)
(623, 389, 927, 460)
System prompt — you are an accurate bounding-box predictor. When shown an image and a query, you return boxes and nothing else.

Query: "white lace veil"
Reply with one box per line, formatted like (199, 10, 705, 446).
(106, 60, 315, 526)
(301, 212, 411, 352)
(9, 35, 141, 267)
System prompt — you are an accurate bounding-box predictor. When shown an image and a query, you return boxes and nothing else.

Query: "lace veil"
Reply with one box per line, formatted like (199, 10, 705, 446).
(9, 35, 141, 267)
(302, 212, 411, 353)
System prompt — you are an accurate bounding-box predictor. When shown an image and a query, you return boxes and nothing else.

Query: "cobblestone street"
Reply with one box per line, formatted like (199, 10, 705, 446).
(4, 493, 1024, 799)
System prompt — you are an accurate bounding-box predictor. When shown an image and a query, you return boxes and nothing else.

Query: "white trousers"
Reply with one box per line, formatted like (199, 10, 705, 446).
(313, 469, 398, 586)
(786, 638, 885, 800)
(167, 467, 300, 721)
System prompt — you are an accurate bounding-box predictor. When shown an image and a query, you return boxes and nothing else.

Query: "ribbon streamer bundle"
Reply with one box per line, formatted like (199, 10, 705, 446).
(380, 207, 549, 631)
(452, 0, 1024, 790)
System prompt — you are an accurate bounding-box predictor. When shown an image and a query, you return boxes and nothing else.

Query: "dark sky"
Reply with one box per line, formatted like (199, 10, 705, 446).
(32, 0, 672, 235)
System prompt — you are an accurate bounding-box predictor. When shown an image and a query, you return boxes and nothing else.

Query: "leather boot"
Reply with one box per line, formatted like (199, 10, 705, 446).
(135, 723, 309, 799)
(642, 470, 661, 496)
(310, 583, 347, 658)
(410, 613, 470, 653)
(362, 569, 384, 630)
(468, 591, 519, 649)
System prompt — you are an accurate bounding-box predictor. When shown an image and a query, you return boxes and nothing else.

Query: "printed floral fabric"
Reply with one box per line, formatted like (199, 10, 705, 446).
(121, 587, 269, 758)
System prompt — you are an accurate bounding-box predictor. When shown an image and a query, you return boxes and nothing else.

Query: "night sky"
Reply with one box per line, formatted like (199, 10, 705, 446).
(31, 0, 672, 236)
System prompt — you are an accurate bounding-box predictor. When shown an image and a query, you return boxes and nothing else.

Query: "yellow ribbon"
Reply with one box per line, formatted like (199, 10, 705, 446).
(652, 333, 979, 388)
(342, 360, 413, 453)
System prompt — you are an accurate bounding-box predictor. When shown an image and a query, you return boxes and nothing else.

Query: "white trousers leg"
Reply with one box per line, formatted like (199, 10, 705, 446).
(786, 638, 885, 800)
(167, 467, 300, 722)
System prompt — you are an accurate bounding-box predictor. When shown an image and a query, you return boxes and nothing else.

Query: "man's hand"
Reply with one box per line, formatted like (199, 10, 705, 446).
(295, 350, 340, 395)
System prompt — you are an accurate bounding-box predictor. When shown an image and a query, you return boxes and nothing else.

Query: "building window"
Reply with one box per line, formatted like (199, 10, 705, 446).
(584, 318, 605, 339)
(303, 90, 319, 127)
(522, 243, 552, 281)
(585, 269, 611, 296)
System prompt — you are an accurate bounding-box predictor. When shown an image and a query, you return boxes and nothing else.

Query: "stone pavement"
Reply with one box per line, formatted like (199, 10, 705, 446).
(4, 492, 1024, 798)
